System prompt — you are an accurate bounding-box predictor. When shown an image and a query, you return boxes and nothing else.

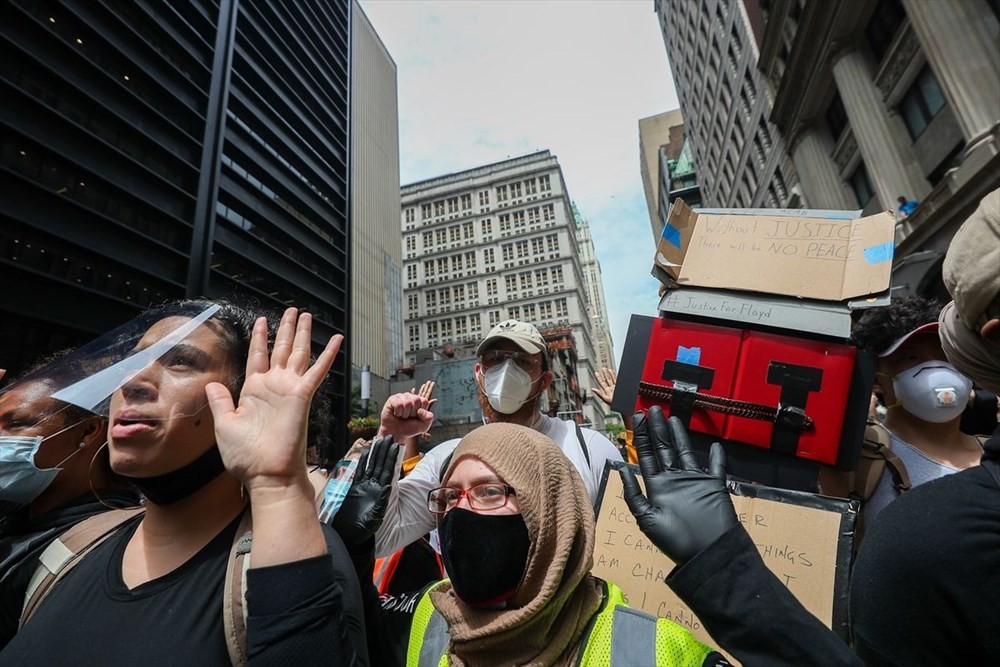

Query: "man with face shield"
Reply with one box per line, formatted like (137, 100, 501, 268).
(0, 353, 138, 649)
(837, 296, 985, 526)
(1, 300, 368, 665)
(372, 319, 622, 557)
(850, 188, 1000, 664)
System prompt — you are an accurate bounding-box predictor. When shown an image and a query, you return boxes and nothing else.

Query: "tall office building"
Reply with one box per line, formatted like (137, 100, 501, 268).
(400, 151, 607, 427)
(654, 0, 802, 209)
(571, 203, 616, 374)
(2, 0, 356, 455)
(349, 2, 401, 407)
(756, 0, 1000, 298)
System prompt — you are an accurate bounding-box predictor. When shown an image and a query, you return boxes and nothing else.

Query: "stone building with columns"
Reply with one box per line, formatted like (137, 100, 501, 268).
(757, 0, 1000, 299)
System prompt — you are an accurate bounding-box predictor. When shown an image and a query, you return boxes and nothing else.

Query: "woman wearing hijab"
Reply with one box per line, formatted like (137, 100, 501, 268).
(366, 421, 728, 666)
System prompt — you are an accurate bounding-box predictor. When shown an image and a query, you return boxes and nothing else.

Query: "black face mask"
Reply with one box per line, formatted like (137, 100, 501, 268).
(123, 445, 227, 505)
(439, 507, 531, 607)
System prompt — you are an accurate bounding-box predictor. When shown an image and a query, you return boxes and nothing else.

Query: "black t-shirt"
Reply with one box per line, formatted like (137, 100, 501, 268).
(851, 428, 1000, 666)
(1, 511, 368, 666)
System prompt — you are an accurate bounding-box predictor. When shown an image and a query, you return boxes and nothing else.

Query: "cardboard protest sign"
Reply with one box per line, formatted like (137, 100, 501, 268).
(592, 461, 857, 663)
(653, 199, 895, 301)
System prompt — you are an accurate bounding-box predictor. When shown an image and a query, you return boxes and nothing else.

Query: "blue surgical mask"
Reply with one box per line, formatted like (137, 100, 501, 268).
(0, 432, 85, 504)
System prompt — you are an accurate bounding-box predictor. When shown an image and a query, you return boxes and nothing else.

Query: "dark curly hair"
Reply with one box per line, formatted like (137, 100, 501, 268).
(850, 296, 943, 355)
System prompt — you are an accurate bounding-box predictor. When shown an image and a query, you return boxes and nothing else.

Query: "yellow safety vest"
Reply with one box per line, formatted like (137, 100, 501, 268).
(406, 579, 715, 667)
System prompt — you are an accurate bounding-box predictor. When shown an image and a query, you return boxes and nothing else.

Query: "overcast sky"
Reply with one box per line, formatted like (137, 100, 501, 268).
(358, 0, 680, 366)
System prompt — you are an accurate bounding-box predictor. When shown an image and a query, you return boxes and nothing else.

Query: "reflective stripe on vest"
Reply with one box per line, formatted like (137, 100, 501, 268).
(407, 580, 714, 666)
(406, 581, 449, 667)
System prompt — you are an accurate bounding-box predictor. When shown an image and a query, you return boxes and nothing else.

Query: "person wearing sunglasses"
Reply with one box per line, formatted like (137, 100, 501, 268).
(373, 319, 622, 558)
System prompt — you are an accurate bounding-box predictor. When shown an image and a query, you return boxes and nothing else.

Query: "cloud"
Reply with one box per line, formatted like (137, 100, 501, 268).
(359, 0, 680, 363)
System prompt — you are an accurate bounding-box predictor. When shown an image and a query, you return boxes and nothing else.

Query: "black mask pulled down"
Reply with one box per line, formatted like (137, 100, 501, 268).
(439, 507, 531, 607)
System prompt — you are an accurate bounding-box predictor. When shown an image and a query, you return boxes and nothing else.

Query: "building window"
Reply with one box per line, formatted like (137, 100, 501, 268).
(555, 298, 568, 318)
(405, 236, 416, 253)
(512, 211, 525, 228)
(510, 182, 522, 199)
(435, 229, 447, 245)
(865, 0, 906, 63)
(447, 197, 458, 214)
(539, 175, 551, 191)
(426, 291, 437, 308)
(461, 193, 472, 210)
(421, 203, 432, 219)
(899, 67, 946, 139)
(479, 190, 490, 206)
(497, 184, 508, 202)
(407, 293, 419, 316)
(528, 207, 540, 225)
(481, 218, 493, 236)
(408, 264, 418, 280)
(434, 201, 445, 217)
(404, 208, 415, 223)
(508, 305, 521, 320)
(501, 244, 514, 262)
(489, 310, 501, 326)
(470, 313, 481, 333)
(505, 275, 518, 293)
(531, 237, 544, 255)
(464, 251, 476, 269)
(542, 204, 555, 221)
(484, 248, 495, 264)
(825, 94, 848, 142)
(499, 214, 511, 232)
(552, 266, 564, 284)
(849, 163, 876, 208)
(462, 221, 474, 239)
(486, 278, 498, 296)
(449, 226, 460, 243)
(545, 234, 559, 253)
(525, 178, 537, 194)
(519, 272, 533, 290)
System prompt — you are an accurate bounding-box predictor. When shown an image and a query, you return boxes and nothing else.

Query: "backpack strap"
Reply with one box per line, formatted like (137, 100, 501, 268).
(853, 422, 912, 502)
(223, 509, 253, 667)
(21, 507, 144, 628)
(574, 422, 591, 467)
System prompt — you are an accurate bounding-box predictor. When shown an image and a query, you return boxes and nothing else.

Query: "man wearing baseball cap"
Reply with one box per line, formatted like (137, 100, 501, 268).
(851, 188, 1000, 664)
(373, 319, 622, 557)
(847, 296, 983, 526)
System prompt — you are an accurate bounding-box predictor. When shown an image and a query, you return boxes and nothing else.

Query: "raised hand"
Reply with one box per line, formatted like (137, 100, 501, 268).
(332, 436, 399, 548)
(620, 407, 737, 565)
(205, 308, 342, 492)
(591, 367, 617, 405)
(378, 391, 434, 440)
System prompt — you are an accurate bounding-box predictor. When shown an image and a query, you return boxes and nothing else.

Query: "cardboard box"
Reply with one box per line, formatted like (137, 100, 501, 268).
(592, 461, 859, 665)
(653, 199, 896, 301)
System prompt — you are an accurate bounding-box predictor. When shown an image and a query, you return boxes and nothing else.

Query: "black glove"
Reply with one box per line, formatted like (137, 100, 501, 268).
(620, 407, 737, 565)
(331, 436, 398, 549)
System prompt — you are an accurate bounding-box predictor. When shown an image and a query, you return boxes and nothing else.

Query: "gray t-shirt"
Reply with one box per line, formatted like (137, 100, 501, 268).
(864, 432, 963, 527)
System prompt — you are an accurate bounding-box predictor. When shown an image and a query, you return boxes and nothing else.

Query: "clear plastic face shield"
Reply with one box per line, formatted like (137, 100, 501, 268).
(1, 304, 244, 489)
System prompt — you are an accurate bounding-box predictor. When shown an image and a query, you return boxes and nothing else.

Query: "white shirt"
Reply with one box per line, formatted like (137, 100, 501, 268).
(374, 413, 623, 557)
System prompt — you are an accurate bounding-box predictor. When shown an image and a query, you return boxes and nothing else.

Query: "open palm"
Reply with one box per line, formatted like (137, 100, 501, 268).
(206, 308, 342, 490)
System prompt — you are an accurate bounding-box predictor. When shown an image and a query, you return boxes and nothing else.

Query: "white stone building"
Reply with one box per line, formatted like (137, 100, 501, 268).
(400, 151, 608, 427)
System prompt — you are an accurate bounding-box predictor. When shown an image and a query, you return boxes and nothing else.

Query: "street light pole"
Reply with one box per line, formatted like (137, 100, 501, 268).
(361, 364, 371, 417)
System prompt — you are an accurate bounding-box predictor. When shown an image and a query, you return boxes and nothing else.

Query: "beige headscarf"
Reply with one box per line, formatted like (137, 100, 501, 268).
(430, 423, 604, 666)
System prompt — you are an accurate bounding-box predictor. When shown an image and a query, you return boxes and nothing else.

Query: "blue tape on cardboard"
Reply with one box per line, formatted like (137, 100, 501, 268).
(662, 223, 682, 249)
(863, 242, 894, 264)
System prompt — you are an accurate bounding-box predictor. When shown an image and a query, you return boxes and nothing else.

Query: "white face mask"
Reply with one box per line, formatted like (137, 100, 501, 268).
(890, 361, 973, 424)
(482, 360, 536, 414)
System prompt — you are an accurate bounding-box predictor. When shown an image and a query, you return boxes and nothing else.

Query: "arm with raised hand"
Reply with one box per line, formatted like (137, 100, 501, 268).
(620, 408, 861, 667)
(206, 308, 365, 665)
